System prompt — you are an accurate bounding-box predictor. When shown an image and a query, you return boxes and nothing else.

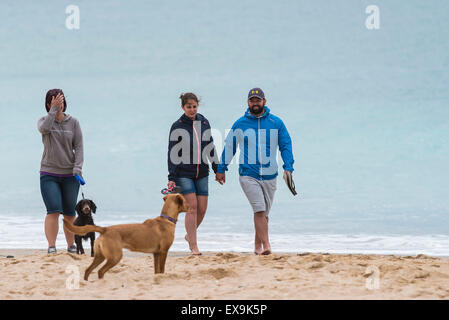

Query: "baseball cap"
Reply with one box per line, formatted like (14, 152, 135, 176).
(248, 88, 265, 100)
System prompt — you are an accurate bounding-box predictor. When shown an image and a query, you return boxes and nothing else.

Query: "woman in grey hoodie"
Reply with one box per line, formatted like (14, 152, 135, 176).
(38, 89, 84, 254)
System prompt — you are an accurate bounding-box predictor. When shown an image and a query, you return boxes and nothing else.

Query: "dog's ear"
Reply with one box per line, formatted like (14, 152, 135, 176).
(175, 194, 184, 207)
(163, 195, 168, 202)
(75, 201, 82, 214)
(90, 200, 97, 214)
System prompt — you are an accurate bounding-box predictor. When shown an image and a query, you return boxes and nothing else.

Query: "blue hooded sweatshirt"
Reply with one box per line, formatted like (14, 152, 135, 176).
(217, 106, 294, 180)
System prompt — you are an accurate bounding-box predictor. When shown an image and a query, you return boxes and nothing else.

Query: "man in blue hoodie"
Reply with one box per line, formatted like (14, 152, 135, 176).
(216, 88, 294, 255)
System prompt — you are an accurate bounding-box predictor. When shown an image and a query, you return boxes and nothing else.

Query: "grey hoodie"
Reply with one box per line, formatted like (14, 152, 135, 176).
(38, 106, 83, 176)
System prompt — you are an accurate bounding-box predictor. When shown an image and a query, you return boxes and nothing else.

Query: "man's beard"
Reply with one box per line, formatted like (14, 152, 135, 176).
(250, 105, 264, 115)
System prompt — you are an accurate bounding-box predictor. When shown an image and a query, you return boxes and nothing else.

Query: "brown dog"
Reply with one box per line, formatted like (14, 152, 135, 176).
(63, 193, 189, 280)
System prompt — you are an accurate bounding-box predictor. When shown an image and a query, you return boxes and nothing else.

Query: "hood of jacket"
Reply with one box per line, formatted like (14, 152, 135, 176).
(58, 113, 72, 123)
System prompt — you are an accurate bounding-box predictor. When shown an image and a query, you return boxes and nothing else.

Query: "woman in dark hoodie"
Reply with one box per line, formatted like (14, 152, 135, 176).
(167, 93, 218, 255)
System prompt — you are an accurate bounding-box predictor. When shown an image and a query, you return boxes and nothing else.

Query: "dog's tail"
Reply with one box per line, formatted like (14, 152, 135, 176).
(63, 219, 106, 235)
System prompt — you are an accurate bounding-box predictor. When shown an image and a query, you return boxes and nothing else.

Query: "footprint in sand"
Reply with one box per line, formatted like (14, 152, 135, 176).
(328, 266, 340, 274)
(68, 254, 82, 261)
(44, 256, 58, 262)
(414, 271, 430, 279)
(410, 289, 432, 298)
(109, 268, 125, 274)
(40, 263, 53, 270)
(8, 290, 21, 295)
(153, 275, 164, 284)
(309, 263, 325, 269)
(216, 253, 239, 261)
(204, 268, 237, 280)
(137, 284, 148, 290)
(358, 263, 369, 267)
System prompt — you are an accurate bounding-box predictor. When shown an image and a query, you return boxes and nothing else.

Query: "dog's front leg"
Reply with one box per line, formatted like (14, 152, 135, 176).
(153, 253, 160, 273)
(158, 251, 168, 274)
(75, 236, 84, 255)
(90, 233, 95, 257)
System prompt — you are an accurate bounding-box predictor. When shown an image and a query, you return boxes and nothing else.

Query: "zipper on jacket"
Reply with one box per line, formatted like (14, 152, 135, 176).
(193, 122, 200, 178)
(258, 117, 262, 179)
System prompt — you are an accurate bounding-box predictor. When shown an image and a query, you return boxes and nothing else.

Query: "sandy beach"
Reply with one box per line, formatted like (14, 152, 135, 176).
(1, 249, 449, 300)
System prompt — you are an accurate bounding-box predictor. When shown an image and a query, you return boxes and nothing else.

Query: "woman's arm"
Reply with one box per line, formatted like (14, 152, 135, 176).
(203, 122, 219, 173)
(37, 106, 59, 134)
(38, 94, 64, 134)
(167, 123, 179, 181)
(72, 119, 84, 176)
(209, 142, 219, 174)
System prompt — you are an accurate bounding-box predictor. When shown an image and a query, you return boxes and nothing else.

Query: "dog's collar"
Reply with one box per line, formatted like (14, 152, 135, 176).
(160, 214, 177, 224)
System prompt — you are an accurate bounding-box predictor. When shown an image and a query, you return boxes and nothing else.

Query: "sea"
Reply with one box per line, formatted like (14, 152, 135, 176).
(0, 0, 448, 255)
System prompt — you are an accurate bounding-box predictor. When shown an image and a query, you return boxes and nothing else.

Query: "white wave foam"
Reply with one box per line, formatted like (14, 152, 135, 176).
(1, 215, 448, 256)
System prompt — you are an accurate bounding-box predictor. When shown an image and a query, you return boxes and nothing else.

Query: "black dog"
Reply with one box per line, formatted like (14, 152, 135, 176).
(74, 199, 97, 257)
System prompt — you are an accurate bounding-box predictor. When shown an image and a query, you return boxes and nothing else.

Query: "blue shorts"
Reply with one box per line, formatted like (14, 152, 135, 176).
(40, 174, 80, 216)
(175, 176, 209, 196)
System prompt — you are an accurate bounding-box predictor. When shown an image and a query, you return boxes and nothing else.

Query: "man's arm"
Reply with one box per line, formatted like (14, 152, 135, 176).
(278, 120, 294, 173)
(217, 123, 239, 174)
(215, 121, 240, 184)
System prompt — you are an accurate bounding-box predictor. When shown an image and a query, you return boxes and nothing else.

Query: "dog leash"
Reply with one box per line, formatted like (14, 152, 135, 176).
(161, 184, 182, 195)
(75, 174, 86, 199)
(161, 185, 175, 195)
(160, 184, 182, 224)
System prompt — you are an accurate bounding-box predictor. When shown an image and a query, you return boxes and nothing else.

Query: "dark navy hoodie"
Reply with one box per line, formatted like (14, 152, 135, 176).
(168, 113, 218, 181)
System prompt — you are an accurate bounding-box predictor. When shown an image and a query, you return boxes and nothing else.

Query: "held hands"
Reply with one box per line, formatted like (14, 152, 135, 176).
(216, 171, 290, 186)
(215, 173, 225, 185)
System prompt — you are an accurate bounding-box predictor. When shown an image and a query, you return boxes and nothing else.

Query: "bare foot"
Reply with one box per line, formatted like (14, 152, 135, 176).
(185, 234, 201, 255)
(190, 246, 202, 255)
(261, 249, 272, 255)
(255, 237, 263, 255)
